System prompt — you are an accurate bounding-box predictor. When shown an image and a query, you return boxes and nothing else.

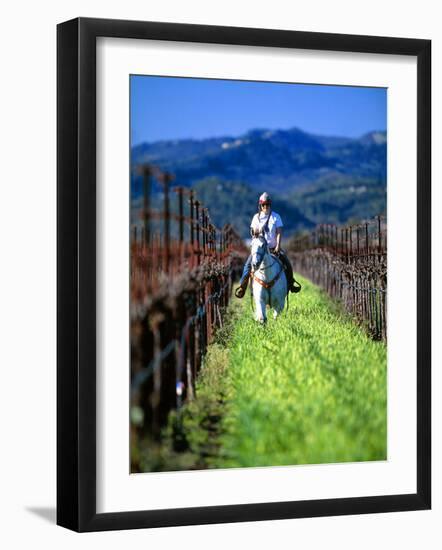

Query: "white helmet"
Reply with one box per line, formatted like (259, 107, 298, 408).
(258, 192, 271, 205)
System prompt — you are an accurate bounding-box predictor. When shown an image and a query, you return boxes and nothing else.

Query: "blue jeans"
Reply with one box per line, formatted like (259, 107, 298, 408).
(239, 254, 252, 286)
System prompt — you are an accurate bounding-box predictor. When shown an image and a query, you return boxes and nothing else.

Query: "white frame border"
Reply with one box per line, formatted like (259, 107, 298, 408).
(96, 37, 417, 514)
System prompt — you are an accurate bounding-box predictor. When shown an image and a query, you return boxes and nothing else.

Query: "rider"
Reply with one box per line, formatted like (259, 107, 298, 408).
(235, 192, 298, 298)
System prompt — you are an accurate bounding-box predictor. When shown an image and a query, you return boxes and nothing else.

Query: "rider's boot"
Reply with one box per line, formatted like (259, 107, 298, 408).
(280, 252, 297, 292)
(288, 275, 297, 293)
(235, 277, 249, 299)
(235, 255, 252, 299)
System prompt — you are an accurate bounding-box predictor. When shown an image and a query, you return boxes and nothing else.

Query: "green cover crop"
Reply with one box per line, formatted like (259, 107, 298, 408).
(216, 276, 387, 467)
(139, 276, 387, 471)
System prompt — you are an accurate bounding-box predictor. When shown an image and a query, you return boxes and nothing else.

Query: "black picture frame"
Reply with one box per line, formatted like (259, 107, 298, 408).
(57, 17, 431, 532)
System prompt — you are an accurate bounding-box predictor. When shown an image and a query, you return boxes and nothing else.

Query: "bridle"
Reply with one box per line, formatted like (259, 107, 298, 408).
(251, 237, 268, 271)
(251, 236, 283, 290)
(260, 260, 277, 271)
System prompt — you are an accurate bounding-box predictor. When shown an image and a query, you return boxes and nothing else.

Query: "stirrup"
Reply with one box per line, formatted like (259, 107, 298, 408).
(235, 286, 246, 299)
(290, 279, 301, 293)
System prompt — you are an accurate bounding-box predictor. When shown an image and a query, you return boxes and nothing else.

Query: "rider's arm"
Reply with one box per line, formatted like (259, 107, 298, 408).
(275, 227, 282, 252)
(250, 214, 259, 237)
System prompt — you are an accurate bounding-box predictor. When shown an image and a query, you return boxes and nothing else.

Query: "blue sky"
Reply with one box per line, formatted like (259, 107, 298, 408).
(130, 75, 386, 146)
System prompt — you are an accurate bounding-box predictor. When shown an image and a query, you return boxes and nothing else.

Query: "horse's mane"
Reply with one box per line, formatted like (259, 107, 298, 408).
(253, 234, 267, 245)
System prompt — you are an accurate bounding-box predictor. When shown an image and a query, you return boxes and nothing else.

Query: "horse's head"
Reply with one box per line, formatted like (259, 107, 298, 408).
(250, 235, 268, 271)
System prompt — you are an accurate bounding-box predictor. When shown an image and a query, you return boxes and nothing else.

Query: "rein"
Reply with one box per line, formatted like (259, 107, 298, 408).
(249, 244, 291, 313)
(253, 265, 283, 290)
(259, 260, 277, 271)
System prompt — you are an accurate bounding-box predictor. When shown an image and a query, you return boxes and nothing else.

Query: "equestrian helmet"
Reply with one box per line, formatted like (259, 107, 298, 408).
(258, 192, 271, 205)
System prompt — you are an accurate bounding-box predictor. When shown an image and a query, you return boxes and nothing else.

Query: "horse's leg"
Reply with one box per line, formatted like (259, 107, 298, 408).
(260, 297, 268, 324)
(252, 283, 261, 322)
(273, 280, 287, 319)
(254, 285, 267, 323)
(260, 288, 268, 324)
(273, 299, 284, 319)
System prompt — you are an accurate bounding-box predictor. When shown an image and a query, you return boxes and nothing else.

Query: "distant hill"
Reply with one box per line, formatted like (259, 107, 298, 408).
(131, 127, 386, 237)
(192, 178, 314, 238)
(289, 173, 386, 226)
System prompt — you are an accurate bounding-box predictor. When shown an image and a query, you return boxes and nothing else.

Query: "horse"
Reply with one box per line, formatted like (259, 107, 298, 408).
(250, 235, 287, 324)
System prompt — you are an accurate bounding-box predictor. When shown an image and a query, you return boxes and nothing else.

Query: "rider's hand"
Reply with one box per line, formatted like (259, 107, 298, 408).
(274, 245, 280, 254)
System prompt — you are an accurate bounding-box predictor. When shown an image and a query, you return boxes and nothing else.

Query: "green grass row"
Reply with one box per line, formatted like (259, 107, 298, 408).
(215, 276, 387, 468)
(137, 276, 387, 472)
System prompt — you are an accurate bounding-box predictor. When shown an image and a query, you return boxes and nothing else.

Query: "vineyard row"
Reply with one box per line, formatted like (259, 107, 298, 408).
(288, 217, 387, 340)
(130, 164, 247, 469)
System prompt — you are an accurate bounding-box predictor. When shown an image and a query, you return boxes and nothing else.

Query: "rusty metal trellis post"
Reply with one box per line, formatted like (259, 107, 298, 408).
(195, 200, 200, 263)
(158, 171, 174, 274)
(378, 215, 382, 263)
(138, 164, 152, 245)
(357, 226, 360, 257)
(189, 190, 194, 246)
(349, 226, 353, 262)
(176, 186, 184, 244)
(365, 222, 369, 260)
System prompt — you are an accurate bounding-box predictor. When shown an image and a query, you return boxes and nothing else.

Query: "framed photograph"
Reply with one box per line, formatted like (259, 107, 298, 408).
(57, 17, 431, 532)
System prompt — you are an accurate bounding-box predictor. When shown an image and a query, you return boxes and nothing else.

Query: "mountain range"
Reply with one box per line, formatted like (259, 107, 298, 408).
(131, 127, 387, 238)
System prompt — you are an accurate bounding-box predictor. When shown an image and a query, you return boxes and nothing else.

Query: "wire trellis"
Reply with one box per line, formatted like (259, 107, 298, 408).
(130, 163, 247, 465)
(288, 217, 387, 340)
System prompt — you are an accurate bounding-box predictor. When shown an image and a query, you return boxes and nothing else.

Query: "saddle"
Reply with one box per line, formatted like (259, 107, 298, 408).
(269, 250, 302, 294)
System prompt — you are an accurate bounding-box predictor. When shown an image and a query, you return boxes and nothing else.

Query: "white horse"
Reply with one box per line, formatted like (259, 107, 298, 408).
(250, 235, 287, 323)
